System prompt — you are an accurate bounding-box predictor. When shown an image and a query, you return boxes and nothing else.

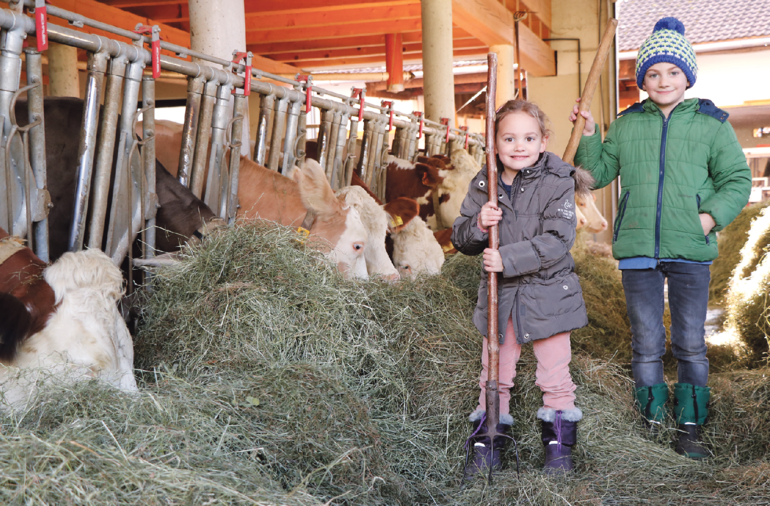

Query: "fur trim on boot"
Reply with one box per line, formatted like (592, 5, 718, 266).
(538, 409, 580, 475)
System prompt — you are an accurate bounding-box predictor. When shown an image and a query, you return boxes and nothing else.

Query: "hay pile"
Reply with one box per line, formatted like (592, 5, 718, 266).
(710, 202, 770, 305)
(724, 206, 770, 363)
(0, 222, 768, 505)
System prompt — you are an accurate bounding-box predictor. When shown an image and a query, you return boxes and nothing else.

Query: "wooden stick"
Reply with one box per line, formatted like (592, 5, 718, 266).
(485, 52, 500, 430)
(562, 18, 618, 165)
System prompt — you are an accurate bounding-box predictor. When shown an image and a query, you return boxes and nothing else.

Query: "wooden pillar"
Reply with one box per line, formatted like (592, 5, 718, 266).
(188, 0, 251, 157)
(47, 42, 80, 98)
(385, 33, 404, 92)
(490, 44, 515, 107)
(420, 0, 455, 123)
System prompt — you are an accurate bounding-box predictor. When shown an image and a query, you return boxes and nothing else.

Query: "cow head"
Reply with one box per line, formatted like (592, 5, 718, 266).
(573, 167, 608, 234)
(335, 185, 399, 281)
(390, 215, 445, 278)
(293, 159, 368, 279)
(427, 148, 482, 230)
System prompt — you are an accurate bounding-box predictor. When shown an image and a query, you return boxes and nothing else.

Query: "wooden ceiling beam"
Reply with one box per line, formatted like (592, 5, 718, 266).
(246, 18, 422, 45)
(269, 38, 486, 64)
(518, 0, 551, 30)
(103, 0, 186, 7)
(243, 0, 418, 14)
(249, 28, 473, 54)
(518, 22, 555, 76)
(294, 48, 488, 70)
(245, 4, 420, 32)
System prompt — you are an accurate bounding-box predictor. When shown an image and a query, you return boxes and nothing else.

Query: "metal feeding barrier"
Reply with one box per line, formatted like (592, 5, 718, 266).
(0, 0, 485, 269)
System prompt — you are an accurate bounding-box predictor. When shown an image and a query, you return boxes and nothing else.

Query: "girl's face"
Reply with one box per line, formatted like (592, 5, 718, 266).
(495, 112, 547, 173)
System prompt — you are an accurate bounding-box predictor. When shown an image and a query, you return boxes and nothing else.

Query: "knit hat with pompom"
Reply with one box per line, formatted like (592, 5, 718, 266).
(635, 17, 697, 89)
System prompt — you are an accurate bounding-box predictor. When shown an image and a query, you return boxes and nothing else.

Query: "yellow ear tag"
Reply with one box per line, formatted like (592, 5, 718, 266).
(296, 227, 310, 244)
(442, 243, 454, 252)
(389, 215, 403, 228)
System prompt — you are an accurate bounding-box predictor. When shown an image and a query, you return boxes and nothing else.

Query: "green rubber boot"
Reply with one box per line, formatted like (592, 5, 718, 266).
(634, 383, 669, 428)
(673, 383, 710, 459)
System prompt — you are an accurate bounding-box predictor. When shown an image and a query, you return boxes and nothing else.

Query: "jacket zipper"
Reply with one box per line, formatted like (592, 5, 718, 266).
(696, 194, 710, 245)
(654, 103, 682, 258)
(613, 191, 631, 242)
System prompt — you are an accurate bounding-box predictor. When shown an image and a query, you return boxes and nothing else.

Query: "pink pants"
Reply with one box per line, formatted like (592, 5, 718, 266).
(477, 318, 577, 415)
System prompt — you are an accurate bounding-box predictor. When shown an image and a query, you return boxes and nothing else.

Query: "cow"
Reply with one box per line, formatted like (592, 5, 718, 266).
(0, 228, 137, 409)
(573, 166, 609, 234)
(238, 156, 369, 278)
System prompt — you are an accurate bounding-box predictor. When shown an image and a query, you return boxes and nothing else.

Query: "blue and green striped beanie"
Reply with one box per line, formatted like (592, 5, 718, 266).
(635, 17, 697, 89)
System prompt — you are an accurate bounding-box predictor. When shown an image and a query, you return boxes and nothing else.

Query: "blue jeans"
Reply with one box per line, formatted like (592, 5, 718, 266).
(622, 262, 710, 387)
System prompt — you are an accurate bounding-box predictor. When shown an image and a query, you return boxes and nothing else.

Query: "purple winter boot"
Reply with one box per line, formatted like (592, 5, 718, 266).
(462, 410, 514, 481)
(538, 408, 582, 475)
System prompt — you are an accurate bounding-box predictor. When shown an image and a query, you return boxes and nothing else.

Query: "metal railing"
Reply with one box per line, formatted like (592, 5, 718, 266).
(0, 0, 485, 267)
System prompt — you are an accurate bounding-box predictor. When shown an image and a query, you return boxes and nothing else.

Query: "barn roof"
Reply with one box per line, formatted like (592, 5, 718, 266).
(617, 0, 770, 51)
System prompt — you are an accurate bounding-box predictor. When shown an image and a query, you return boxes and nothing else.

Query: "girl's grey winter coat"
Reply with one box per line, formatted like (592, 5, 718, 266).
(451, 152, 588, 344)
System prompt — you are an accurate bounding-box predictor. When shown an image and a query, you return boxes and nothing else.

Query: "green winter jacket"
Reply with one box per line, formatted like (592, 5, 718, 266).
(575, 98, 751, 262)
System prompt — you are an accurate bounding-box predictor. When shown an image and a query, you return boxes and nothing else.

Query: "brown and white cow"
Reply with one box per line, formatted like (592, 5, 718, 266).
(0, 229, 136, 409)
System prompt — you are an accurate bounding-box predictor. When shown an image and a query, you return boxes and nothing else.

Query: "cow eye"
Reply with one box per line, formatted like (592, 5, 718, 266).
(353, 243, 364, 251)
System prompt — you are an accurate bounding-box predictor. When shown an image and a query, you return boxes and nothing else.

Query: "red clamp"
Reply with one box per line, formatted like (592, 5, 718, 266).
(414, 111, 423, 139)
(460, 126, 469, 149)
(351, 88, 365, 122)
(381, 101, 394, 131)
(440, 117, 451, 144)
(232, 51, 252, 96)
(35, 0, 48, 52)
(134, 24, 161, 79)
(297, 75, 312, 113)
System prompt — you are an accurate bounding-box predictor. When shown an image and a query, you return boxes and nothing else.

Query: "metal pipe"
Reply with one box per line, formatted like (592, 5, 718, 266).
(316, 108, 333, 168)
(0, 23, 24, 233)
(106, 59, 144, 258)
(343, 116, 359, 187)
(254, 93, 274, 166)
(325, 108, 342, 181)
(358, 118, 373, 183)
(227, 93, 247, 223)
(204, 82, 233, 215)
(295, 106, 307, 166)
(190, 79, 217, 198)
(330, 111, 349, 190)
(178, 76, 204, 187)
(88, 55, 126, 250)
(68, 51, 108, 252)
(267, 96, 288, 172)
(142, 76, 157, 258)
(366, 118, 384, 190)
(24, 48, 49, 261)
(281, 99, 301, 175)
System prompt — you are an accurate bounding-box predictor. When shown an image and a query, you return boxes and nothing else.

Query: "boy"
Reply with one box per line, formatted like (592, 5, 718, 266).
(569, 17, 751, 458)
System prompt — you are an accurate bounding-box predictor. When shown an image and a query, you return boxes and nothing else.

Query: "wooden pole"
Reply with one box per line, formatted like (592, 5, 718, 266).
(562, 18, 618, 165)
(385, 33, 404, 92)
(485, 52, 500, 431)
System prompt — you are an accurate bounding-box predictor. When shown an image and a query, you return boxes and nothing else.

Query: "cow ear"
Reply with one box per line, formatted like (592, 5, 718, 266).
(433, 228, 457, 254)
(296, 159, 342, 219)
(420, 166, 444, 188)
(383, 197, 419, 232)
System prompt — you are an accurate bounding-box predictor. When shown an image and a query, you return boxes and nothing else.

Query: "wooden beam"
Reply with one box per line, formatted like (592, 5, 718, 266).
(246, 18, 422, 45)
(269, 38, 486, 63)
(452, 0, 513, 47)
(370, 72, 488, 91)
(245, 4, 420, 31)
(519, 0, 551, 30)
(518, 22, 555, 76)
(243, 0, 418, 14)
(296, 48, 488, 70)
(49, 0, 191, 47)
(249, 28, 472, 55)
(103, 0, 186, 7)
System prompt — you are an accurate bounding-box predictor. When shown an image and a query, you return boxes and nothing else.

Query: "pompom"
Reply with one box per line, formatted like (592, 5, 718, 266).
(653, 17, 685, 35)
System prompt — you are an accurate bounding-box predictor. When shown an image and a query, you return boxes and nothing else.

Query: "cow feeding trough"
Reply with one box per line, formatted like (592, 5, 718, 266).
(0, 0, 484, 269)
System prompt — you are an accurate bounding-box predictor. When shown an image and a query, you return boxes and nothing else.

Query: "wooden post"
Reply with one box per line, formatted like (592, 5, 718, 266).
(385, 33, 404, 92)
(490, 44, 515, 106)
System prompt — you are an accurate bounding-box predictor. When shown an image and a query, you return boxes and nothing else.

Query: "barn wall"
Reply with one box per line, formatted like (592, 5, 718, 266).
(528, 0, 618, 244)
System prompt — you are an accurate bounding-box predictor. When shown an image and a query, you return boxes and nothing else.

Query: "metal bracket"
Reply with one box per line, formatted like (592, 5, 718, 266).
(351, 87, 365, 122)
(440, 117, 451, 144)
(296, 74, 313, 113)
(414, 111, 423, 139)
(460, 125, 469, 150)
(232, 51, 252, 96)
(134, 24, 161, 78)
(381, 100, 393, 131)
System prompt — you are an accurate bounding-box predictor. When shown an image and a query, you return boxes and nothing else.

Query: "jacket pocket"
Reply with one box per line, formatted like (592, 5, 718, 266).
(613, 191, 630, 242)
(696, 194, 710, 245)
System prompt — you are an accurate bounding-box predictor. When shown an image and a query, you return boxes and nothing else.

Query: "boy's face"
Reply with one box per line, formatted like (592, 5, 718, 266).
(495, 112, 547, 172)
(641, 62, 689, 112)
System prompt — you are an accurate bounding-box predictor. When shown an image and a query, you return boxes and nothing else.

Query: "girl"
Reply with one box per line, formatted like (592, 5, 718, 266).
(451, 100, 588, 476)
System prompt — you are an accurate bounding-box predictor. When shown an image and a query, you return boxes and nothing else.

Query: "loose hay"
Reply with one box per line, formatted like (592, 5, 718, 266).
(1, 222, 768, 505)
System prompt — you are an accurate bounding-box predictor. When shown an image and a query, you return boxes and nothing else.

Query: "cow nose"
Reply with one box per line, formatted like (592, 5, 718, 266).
(385, 271, 401, 282)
